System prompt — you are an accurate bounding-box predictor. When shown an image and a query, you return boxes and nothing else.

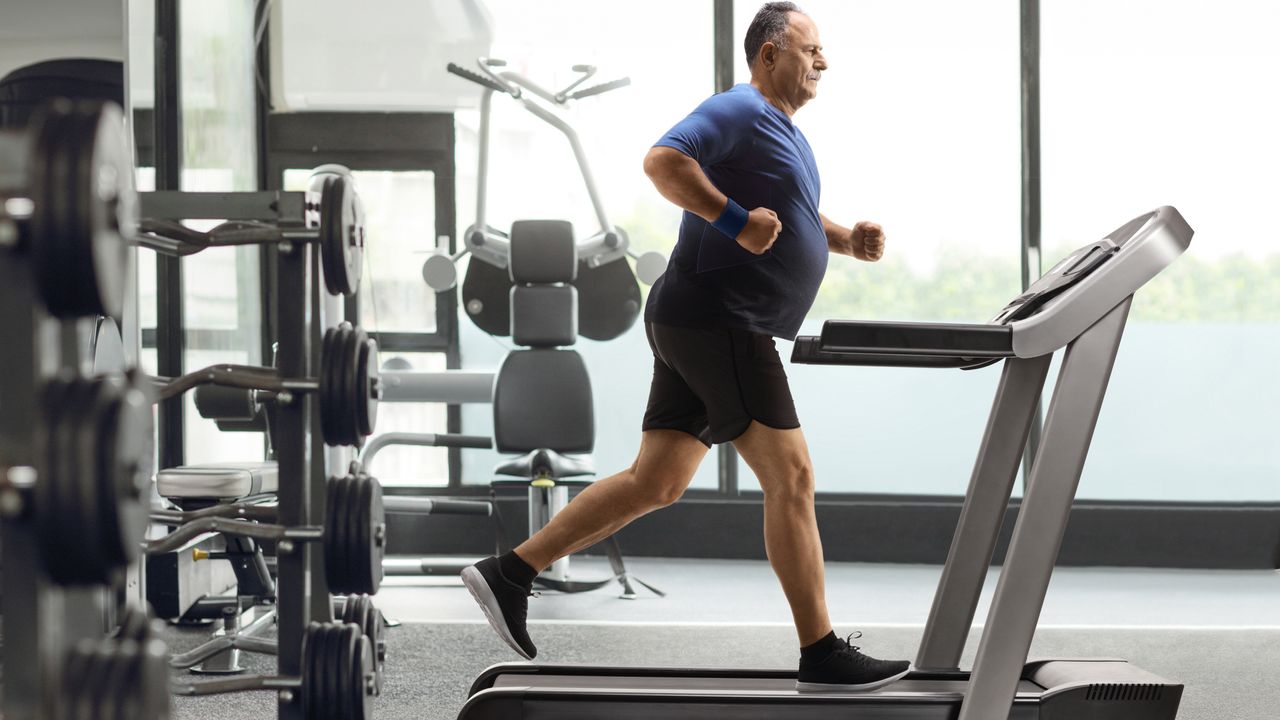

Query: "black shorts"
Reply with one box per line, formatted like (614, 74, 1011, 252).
(641, 322, 801, 447)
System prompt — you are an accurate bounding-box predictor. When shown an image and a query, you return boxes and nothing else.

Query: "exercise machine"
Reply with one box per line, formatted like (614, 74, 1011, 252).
(455, 206, 1192, 720)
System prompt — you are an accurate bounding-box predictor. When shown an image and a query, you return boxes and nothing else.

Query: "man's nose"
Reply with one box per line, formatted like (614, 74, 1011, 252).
(814, 55, 828, 71)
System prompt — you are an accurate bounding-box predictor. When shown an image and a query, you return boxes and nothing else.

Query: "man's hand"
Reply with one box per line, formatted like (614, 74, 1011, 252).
(738, 207, 782, 254)
(853, 221, 885, 261)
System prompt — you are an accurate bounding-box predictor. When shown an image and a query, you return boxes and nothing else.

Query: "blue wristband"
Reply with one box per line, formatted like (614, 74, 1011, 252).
(711, 199, 749, 240)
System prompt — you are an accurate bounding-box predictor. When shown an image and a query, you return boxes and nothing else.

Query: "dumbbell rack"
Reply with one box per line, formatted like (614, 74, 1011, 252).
(139, 189, 347, 719)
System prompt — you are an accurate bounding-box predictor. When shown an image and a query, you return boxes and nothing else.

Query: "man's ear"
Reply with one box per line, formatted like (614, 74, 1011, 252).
(760, 42, 776, 70)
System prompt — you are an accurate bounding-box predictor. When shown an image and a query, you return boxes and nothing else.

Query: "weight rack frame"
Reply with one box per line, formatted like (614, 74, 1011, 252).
(139, 190, 335, 719)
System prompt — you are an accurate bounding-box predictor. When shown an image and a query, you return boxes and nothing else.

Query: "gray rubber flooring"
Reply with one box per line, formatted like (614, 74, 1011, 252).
(167, 558, 1280, 720)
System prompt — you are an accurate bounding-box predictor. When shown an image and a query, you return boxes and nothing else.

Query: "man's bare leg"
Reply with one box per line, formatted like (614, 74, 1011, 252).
(514, 429, 709, 572)
(732, 421, 831, 646)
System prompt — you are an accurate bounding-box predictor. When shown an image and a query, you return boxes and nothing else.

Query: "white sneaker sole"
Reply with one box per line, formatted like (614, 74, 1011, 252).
(461, 566, 534, 660)
(795, 666, 911, 693)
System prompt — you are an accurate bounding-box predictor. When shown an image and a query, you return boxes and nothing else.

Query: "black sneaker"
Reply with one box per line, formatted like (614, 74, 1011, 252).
(796, 632, 911, 692)
(461, 556, 539, 659)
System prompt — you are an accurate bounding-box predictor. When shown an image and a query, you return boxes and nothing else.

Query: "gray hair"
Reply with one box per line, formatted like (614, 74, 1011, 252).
(744, 2, 802, 70)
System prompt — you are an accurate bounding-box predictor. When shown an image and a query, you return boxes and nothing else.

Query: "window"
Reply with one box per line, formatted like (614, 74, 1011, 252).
(1041, 0, 1280, 501)
(733, 0, 1022, 495)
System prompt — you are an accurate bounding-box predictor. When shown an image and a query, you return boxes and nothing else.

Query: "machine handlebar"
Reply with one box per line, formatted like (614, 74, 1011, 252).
(446, 62, 511, 94)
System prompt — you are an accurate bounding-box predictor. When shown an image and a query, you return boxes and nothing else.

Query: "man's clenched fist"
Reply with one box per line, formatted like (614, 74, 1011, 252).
(854, 221, 885, 261)
(738, 207, 782, 254)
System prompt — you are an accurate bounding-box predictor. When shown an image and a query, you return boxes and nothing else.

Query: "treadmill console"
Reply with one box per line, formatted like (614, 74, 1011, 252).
(990, 209, 1159, 325)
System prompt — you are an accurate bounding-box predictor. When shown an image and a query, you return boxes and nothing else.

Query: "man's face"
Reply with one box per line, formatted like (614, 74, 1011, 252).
(768, 13, 827, 109)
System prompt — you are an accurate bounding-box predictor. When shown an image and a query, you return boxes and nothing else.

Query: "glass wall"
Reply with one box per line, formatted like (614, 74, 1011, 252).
(1041, 0, 1280, 501)
(731, 0, 1022, 495)
(455, 0, 717, 487)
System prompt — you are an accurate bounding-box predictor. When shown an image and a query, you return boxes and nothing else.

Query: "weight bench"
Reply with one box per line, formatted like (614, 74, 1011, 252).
(151, 461, 281, 674)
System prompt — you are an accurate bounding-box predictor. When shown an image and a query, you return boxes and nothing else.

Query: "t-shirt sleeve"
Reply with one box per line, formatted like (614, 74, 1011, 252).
(653, 91, 755, 167)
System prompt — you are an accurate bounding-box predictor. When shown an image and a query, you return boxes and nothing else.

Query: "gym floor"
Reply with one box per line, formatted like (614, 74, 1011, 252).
(169, 557, 1280, 720)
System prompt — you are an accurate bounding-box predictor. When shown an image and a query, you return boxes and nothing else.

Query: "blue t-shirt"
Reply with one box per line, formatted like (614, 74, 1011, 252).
(645, 83, 827, 340)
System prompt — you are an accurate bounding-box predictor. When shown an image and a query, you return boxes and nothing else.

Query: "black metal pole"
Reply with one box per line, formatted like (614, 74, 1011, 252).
(714, 0, 735, 94)
(155, 0, 185, 469)
(1020, 0, 1044, 485)
(275, 239, 309, 720)
(439, 122, 464, 487)
(713, 0, 739, 494)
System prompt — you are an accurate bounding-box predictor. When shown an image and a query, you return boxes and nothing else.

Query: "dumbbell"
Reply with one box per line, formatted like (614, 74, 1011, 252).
(137, 171, 364, 297)
(0, 99, 135, 318)
(172, 621, 375, 720)
(156, 322, 379, 448)
(15, 372, 154, 586)
(145, 473, 385, 595)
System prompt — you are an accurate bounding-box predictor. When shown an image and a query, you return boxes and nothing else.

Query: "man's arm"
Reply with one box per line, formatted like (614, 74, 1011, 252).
(643, 146, 729, 222)
(821, 213, 884, 261)
(643, 146, 781, 255)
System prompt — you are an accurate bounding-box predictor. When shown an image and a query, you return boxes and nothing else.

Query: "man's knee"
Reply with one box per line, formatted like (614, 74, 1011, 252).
(760, 457, 816, 504)
(651, 479, 688, 508)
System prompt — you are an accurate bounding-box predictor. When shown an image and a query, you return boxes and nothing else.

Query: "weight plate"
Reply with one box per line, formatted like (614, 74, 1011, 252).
(102, 640, 135, 720)
(118, 605, 150, 643)
(27, 101, 75, 318)
(59, 639, 94, 720)
(353, 633, 375, 720)
(34, 377, 74, 582)
(320, 175, 362, 297)
(355, 336, 378, 440)
(318, 177, 341, 297)
(351, 474, 384, 595)
(84, 102, 135, 320)
(97, 375, 152, 570)
(29, 102, 132, 319)
(113, 639, 143, 720)
(44, 378, 94, 584)
(361, 599, 385, 695)
(345, 475, 369, 595)
(75, 377, 112, 583)
(368, 476, 385, 594)
(324, 475, 352, 593)
(303, 623, 327, 720)
(319, 325, 341, 446)
(334, 623, 358, 720)
(342, 474, 363, 595)
(337, 327, 358, 448)
(340, 594, 362, 626)
(77, 640, 116, 720)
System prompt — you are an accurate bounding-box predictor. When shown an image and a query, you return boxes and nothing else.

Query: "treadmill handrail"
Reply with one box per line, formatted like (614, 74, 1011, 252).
(818, 319, 1014, 358)
(791, 337, 1000, 370)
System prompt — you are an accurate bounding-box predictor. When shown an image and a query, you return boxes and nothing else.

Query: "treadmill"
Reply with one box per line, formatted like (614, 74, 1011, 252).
(456, 207, 1193, 720)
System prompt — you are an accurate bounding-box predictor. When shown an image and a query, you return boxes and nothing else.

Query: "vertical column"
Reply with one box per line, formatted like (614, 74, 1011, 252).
(0, 246, 43, 719)
(915, 354, 1051, 670)
(958, 299, 1131, 720)
(308, 240, 331, 623)
(274, 237, 310, 720)
(154, 0, 185, 469)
